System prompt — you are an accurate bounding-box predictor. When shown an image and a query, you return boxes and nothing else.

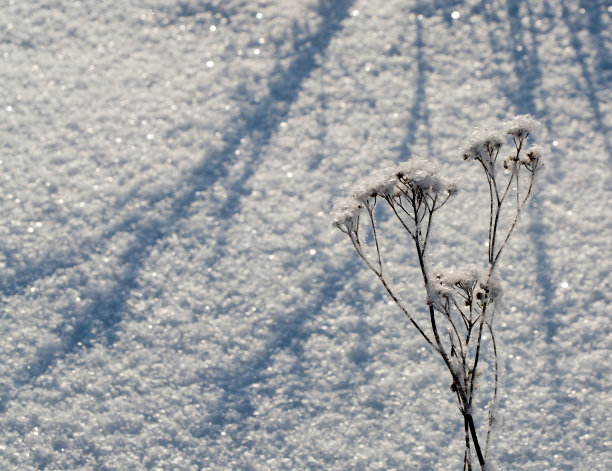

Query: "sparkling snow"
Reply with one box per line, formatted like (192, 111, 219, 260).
(0, 0, 610, 469)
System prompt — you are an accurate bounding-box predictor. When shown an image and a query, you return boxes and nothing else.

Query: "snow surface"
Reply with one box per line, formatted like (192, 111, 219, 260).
(1, 0, 611, 469)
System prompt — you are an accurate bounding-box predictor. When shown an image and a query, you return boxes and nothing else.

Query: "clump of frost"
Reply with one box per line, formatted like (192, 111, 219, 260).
(479, 271, 502, 305)
(432, 264, 481, 291)
(428, 264, 480, 304)
(503, 114, 541, 140)
(521, 144, 545, 163)
(349, 166, 399, 203)
(429, 265, 502, 311)
(460, 127, 505, 162)
(350, 159, 459, 203)
(459, 126, 507, 177)
(394, 159, 459, 196)
(332, 159, 459, 233)
(331, 196, 361, 233)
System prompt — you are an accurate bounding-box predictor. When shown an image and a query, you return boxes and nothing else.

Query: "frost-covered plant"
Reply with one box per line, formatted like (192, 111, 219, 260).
(332, 115, 545, 470)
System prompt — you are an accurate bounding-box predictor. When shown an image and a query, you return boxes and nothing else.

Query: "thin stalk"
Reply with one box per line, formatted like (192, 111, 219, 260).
(387, 197, 416, 239)
(378, 276, 437, 351)
(484, 170, 495, 263)
(499, 161, 518, 205)
(485, 321, 499, 458)
(350, 229, 439, 351)
(451, 296, 470, 330)
(422, 195, 437, 253)
(444, 303, 467, 359)
(464, 416, 472, 471)
(469, 302, 489, 406)
(349, 233, 381, 277)
(515, 162, 521, 210)
(466, 413, 486, 467)
(491, 168, 537, 267)
(367, 204, 383, 275)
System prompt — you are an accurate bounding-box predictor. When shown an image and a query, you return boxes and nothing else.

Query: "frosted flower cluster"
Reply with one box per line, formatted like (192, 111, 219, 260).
(503, 143, 547, 170)
(503, 114, 541, 139)
(332, 159, 459, 232)
(330, 196, 362, 233)
(350, 166, 401, 203)
(394, 159, 459, 197)
(429, 265, 502, 309)
(460, 127, 506, 164)
(461, 114, 543, 176)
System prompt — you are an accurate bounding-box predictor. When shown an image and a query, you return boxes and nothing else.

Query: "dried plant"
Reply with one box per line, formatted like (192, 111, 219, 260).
(332, 115, 545, 470)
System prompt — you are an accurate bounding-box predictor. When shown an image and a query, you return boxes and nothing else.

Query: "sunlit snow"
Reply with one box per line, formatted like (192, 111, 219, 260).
(0, 0, 610, 470)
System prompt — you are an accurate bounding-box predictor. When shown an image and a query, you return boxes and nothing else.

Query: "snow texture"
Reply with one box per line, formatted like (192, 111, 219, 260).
(0, 0, 611, 470)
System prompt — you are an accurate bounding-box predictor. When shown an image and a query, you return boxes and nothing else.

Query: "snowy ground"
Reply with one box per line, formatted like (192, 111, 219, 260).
(1, 0, 611, 469)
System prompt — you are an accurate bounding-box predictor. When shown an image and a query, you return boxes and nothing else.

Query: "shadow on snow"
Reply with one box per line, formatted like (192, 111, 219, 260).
(13, 0, 356, 393)
(198, 14, 437, 448)
(478, 0, 559, 343)
(560, 1, 612, 165)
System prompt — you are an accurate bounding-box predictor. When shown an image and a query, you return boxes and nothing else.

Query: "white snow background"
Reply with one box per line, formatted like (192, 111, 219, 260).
(1, 0, 611, 469)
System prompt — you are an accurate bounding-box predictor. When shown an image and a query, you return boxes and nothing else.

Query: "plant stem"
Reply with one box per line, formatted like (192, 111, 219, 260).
(464, 416, 472, 471)
(466, 414, 485, 467)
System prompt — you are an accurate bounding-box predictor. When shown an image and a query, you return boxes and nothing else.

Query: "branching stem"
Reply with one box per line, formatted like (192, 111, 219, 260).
(333, 117, 544, 470)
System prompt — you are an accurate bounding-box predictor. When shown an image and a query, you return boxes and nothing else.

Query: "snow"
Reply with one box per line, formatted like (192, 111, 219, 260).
(1, 0, 611, 469)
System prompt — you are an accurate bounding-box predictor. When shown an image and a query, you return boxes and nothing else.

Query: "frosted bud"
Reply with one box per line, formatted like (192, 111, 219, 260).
(522, 144, 545, 162)
(477, 271, 503, 304)
(503, 153, 519, 169)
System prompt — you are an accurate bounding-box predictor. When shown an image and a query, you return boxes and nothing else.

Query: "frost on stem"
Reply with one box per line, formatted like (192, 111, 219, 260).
(461, 114, 546, 269)
(331, 115, 546, 470)
(331, 159, 460, 345)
